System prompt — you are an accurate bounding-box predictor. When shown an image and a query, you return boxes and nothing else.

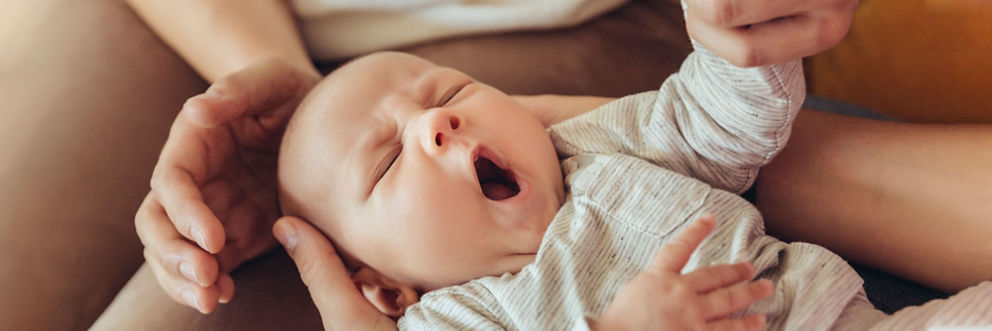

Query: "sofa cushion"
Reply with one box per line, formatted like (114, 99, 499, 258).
(805, 0, 992, 123)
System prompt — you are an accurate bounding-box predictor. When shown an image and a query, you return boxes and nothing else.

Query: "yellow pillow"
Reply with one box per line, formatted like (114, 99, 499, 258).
(805, 0, 992, 123)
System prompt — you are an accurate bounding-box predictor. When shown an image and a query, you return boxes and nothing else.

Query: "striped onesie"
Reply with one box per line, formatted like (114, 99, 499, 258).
(399, 44, 992, 330)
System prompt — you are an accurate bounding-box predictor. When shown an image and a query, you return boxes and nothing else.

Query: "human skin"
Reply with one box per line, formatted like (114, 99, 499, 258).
(125, 0, 322, 313)
(124, 0, 990, 318)
(126, 0, 316, 81)
(757, 110, 992, 292)
(278, 52, 566, 293)
(124, 0, 865, 314)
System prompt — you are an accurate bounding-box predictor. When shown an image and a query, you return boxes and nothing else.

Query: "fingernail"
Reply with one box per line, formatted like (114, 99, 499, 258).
(179, 262, 204, 286)
(219, 297, 230, 304)
(181, 288, 203, 313)
(275, 223, 298, 253)
(192, 228, 208, 251)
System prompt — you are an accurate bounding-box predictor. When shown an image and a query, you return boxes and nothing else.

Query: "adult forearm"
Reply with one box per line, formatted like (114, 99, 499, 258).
(756, 109, 992, 292)
(126, 0, 317, 82)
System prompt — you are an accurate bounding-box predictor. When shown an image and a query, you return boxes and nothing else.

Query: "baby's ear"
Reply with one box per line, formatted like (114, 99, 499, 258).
(351, 267, 420, 318)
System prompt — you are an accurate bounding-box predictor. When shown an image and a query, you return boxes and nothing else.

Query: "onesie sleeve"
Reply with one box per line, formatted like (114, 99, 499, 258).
(398, 290, 507, 330)
(549, 42, 805, 194)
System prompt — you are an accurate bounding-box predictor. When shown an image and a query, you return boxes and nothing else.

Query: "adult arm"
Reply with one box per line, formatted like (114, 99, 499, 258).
(126, 0, 317, 81)
(126, 0, 322, 313)
(757, 110, 992, 292)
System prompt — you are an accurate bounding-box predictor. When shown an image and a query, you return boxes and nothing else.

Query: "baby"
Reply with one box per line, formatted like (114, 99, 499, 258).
(277, 46, 992, 328)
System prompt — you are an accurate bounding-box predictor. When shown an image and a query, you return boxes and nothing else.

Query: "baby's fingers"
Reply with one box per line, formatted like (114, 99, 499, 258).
(649, 214, 717, 274)
(685, 262, 755, 293)
(702, 279, 774, 319)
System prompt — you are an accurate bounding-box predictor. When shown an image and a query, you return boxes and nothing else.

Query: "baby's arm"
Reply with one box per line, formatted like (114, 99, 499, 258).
(660, 42, 805, 192)
(550, 43, 805, 193)
(398, 216, 775, 331)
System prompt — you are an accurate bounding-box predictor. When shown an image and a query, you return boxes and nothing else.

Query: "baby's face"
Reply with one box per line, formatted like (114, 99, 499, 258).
(280, 52, 564, 290)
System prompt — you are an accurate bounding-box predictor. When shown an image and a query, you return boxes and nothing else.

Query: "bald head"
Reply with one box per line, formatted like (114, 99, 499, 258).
(275, 51, 563, 290)
(278, 52, 438, 223)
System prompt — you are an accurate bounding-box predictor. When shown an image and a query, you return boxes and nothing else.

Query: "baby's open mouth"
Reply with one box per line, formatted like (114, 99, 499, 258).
(474, 153, 520, 201)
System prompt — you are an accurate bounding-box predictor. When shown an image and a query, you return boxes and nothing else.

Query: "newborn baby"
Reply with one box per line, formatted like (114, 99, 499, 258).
(278, 51, 566, 293)
(277, 50, 992, 329)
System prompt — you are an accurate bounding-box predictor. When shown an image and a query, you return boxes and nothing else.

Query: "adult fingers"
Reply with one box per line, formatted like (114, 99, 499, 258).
(207, 189, 282, 274)
(687, 8, 854, 67)
(684, 262, 755, 293)
(149, 166, 226, 253)
(273, 216, 384, 326)
(135, 194, 222, 287)
(708, 314, 766, 331)
(148, 241, 221, 289)
(216, 273, 236, 304)
(702, 279, 774, 319)
(145, 253, 223, 314)
(686, 0, 808, 28)
(182, 58, 320, 129)
(649, 214, 717, 274)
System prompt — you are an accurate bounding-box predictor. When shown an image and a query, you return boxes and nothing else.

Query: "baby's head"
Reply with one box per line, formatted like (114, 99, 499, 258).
(278, 52, 565, 316)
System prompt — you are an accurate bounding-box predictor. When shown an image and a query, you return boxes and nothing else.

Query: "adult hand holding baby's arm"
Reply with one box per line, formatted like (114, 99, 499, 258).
(590, 215, 773, 331)
(134, 58, 320, 313)
(684, 0, 858, 67)
(274, 216, 397, 331)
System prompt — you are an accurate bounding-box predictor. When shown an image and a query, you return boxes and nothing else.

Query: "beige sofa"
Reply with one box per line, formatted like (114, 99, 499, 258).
(1, 0, 695, 329)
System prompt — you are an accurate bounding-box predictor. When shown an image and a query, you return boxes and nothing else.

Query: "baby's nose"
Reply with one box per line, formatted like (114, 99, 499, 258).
(426, 109, 463, 148)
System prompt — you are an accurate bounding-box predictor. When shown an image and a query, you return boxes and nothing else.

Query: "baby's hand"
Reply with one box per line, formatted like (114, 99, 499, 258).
(684, 0, 859, 67)
(591, 215, 773, 331)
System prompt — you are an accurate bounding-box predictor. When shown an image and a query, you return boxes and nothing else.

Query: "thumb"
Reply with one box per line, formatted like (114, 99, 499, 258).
(182, 59, 320, 128)
(273, 216, 387, 328)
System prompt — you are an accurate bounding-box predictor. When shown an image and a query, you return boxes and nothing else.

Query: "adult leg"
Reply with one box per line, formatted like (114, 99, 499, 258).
(91, 250, 321, 330)
(0, 0, 205, 329)
(756, 109, 992, 292)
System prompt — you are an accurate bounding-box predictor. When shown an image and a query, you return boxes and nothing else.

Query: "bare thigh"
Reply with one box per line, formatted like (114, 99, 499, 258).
(0, 0, 204, 329)
(92, 251, 321, 330)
